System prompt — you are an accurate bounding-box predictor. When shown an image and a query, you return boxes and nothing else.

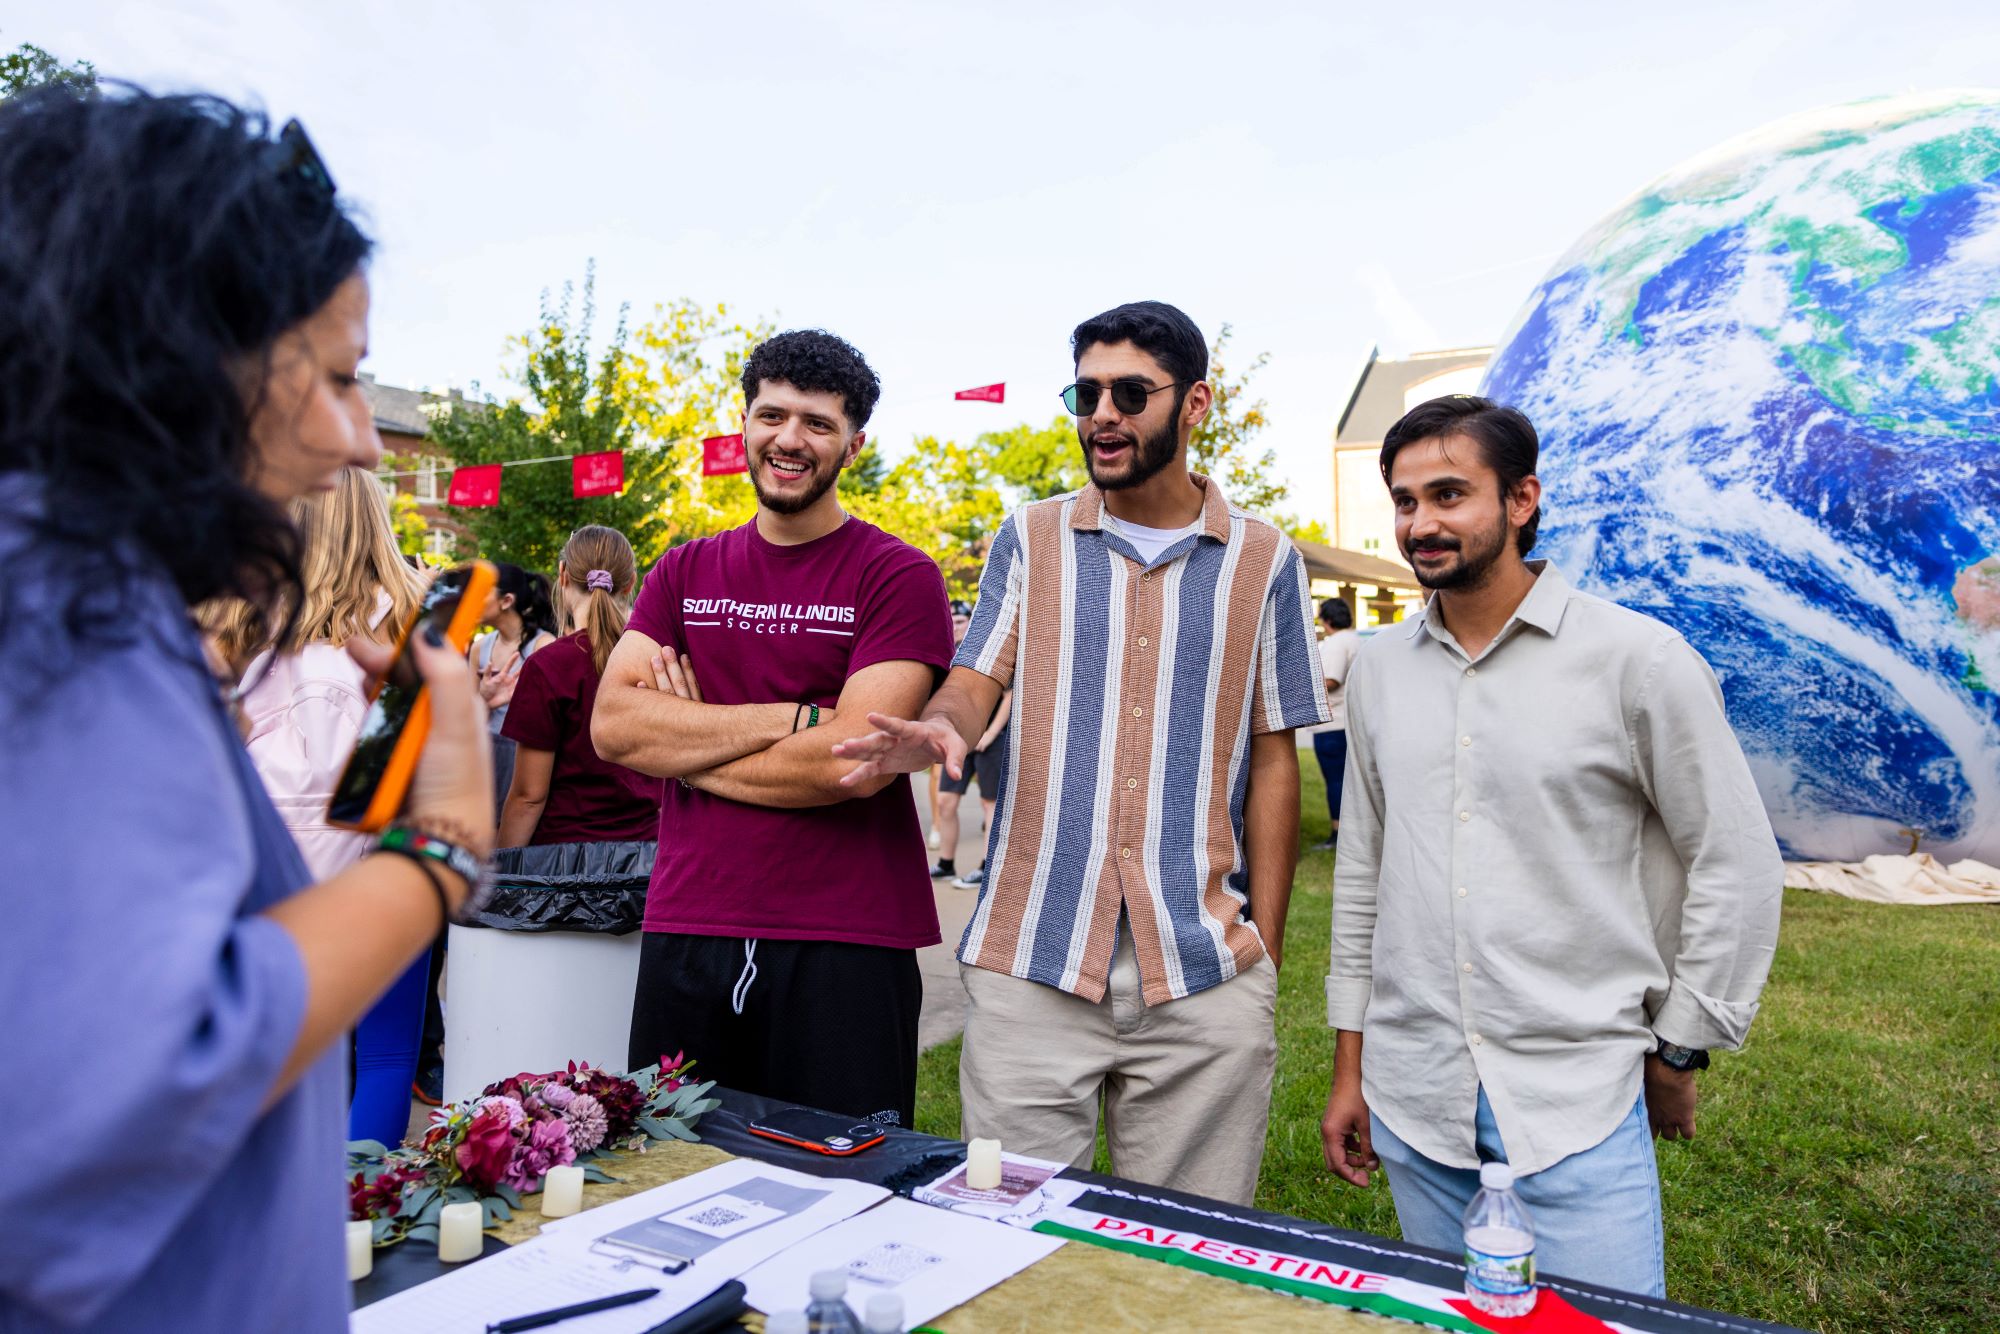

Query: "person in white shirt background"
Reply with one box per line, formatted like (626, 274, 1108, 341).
(1319, 394, 1783, 1296)
(1306, 598, 1361, 850)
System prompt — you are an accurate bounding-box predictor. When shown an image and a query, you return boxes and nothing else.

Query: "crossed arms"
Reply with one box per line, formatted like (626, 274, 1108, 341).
(591, 627, 935, 808)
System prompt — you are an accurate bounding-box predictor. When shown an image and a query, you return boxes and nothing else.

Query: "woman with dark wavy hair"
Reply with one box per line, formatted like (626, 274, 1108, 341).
(0, 87, 493, 1330)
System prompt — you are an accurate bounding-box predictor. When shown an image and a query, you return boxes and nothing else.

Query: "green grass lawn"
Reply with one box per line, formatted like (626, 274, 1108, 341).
(915, 763, 2000, 1333)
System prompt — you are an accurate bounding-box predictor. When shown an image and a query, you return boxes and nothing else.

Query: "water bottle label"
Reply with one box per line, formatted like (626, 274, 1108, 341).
(1464, 1245, 1534, 1296)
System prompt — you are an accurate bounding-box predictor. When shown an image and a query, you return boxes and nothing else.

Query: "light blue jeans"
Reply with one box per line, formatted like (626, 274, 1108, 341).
(1370, 1087, 1666, 1298)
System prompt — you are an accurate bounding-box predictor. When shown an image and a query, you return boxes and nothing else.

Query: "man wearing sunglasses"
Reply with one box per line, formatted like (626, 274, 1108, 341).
(835, 301, 1328, 1204)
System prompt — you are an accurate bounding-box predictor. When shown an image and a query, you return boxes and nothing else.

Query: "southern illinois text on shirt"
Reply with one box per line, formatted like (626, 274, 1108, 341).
(682, 597, 858, 635)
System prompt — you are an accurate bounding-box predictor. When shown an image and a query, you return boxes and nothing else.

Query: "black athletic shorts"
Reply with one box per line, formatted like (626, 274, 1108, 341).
(937, 763, 973, 796)
(627, 933, 922, 1128)
(972, 724, 1009, 796)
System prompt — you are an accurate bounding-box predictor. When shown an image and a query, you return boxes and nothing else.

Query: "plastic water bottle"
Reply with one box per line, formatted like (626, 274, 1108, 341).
(862, 1290, 905, 1333)
(805, 1269, 863, 1334)
(1463, 1161, 1537, 1316)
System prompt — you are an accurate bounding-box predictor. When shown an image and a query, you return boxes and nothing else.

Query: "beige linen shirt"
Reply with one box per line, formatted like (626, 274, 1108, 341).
(1328, 562, 1783, 1174)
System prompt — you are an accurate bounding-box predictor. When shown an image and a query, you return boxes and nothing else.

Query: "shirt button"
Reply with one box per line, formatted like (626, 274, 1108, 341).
(1137, 637, 1148, 648)
(1120, 847, 1132, 859)
(1459, 810, 1470, 822)
(1141, 571, 1152, 581)
(1462, 961, 1474, 974)
(1126, 777, 1138, 789)
(1461, 736, 1472, 747)
(1457, 887, 1468, 898)
(1472, 1033, 1485, 1046)
(1132, 706, 1144, 718)
(1466, 666, 1478, 677)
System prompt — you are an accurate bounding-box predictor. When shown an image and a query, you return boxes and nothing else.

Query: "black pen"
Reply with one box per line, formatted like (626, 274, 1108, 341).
(486, 1286, 660, 1334)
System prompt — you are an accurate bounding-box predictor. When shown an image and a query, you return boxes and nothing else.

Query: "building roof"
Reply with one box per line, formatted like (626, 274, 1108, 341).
(1334, 346, 1494, 445)
(1291, 537, 1421, 590)
(359, 374, 462, 438)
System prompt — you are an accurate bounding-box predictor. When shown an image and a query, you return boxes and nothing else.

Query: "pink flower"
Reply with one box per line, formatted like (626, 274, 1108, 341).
(563, 1092, 608, 1154)
(455, 1105, 518, 1192)
(484, 1095, 527, 1128)
(505, 1116, 578, 1192)
(538, 1084, 575, 1112)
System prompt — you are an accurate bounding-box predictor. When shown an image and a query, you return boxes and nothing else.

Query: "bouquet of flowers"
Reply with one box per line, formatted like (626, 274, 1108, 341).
(346, 1052, 719, 1248)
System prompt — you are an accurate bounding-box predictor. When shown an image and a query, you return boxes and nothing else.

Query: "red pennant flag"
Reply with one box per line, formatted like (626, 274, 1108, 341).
(954, 382, 1005, 403)
(702, 433, 747, 476)
(446, 462, 502, 508)
(571, 450, 625, 498)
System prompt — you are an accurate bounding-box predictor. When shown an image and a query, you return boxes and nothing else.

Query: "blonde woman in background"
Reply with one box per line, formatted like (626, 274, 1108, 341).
(213, 466, 438, 1146)
(498, 525, 661, 847)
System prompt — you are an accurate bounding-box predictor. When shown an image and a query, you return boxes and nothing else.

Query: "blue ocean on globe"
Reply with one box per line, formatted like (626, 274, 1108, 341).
(1483, 90, 2000, 864)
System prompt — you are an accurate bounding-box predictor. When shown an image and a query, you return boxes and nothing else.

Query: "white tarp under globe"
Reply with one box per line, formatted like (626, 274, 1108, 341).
(1482, 90, 2000, 864)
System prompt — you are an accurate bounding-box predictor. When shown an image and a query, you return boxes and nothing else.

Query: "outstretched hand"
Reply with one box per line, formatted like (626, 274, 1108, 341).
(831, 713, 965, 787)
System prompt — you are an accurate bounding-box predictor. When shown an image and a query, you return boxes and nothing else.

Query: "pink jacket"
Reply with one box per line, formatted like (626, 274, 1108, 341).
(239, 642, 373, 882)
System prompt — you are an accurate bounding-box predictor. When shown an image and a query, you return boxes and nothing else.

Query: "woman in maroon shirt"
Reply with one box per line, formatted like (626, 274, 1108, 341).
(496, 526, 660, 845)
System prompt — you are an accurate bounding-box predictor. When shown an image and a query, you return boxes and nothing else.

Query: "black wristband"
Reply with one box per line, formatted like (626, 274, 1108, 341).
(793, 701, 807, 734)
(376, 846, 453, 931)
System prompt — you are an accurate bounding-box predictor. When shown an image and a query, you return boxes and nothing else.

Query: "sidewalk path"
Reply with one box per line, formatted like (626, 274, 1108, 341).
(913, 770, 990, 1051)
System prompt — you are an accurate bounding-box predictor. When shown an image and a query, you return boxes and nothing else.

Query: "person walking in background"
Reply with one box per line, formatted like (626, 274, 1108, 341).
(1306, 598, 1361, 850)
(1320, 395, 1783, 1296)
(949, 687, 1011, 891)
(0, 89, 493, 1331)
(594, 329, 953, 1128)
(471, 562, 559, 817)
(206, 466, 438, 1148)
(497, 526, 660, 847)
(929, 599, 975, 876)
(835, 301, 1328, 1204)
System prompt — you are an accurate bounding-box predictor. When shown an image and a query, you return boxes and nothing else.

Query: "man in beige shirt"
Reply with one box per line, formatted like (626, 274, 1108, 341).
(1319, 395, 1783, 1296)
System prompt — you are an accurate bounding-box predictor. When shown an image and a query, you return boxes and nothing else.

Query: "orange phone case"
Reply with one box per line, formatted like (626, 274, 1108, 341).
(744, 1125, 887, 1157)
(332, 560, 496, 833)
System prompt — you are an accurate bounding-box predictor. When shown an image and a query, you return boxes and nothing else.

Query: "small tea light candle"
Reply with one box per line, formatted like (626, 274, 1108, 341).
(966, 1138, 1003, 1190)
(541, 1164, 585, 1218)
(437, 1201, 483, 1263)
(345, 1219, 373, 1280)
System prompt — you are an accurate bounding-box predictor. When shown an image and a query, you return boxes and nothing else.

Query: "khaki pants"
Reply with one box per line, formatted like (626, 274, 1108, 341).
(957, 929, 1278, 1205)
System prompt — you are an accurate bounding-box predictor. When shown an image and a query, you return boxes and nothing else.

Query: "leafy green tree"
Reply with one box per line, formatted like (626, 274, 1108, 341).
(840, 442, 890, 496)
(427, 266, 651, 574)
(982, 414, 1085, 504)
(1190, 324, 1289, 517)
(1, 39, 95, 98)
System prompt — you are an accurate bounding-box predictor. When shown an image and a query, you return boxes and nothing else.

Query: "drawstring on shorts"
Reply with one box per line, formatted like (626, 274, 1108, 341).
(730, 939, 759, 1015)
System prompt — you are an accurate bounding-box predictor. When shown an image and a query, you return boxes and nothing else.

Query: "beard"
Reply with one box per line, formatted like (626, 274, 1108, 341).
(1403, 503, 1513, 591)
(750, 448, 843, 515)
(1079, 397, 1183, 491)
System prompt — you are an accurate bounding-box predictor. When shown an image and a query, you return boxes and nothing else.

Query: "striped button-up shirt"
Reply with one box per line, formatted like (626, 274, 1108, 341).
(953, 477, 1329, 1005)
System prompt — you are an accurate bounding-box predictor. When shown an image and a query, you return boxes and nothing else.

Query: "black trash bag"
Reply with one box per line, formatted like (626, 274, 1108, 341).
(460, 840, 654, 934)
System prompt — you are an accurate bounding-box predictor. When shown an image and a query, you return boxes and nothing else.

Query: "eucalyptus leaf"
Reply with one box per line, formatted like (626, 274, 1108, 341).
(371, 1217, 394, 1245)
(493, 1182, 523, 1209)
(582, 1165, 621, 1183)
(656, 1118, 700, 1142)
(417, 1199, 443, 1228)
(345, 1138, 390, 1158)
(406, 1223, 439, 1244)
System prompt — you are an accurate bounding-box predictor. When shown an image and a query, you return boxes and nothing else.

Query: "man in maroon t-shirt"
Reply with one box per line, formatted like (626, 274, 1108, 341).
(594, 329, 953, 1126)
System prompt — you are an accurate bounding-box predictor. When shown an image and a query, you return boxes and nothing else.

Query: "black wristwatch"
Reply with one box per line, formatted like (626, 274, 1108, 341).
(1655, 1040, 1710, 1073)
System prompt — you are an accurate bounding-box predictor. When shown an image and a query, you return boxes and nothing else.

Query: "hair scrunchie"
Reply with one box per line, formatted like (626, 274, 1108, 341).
(585, 569, 614, 591)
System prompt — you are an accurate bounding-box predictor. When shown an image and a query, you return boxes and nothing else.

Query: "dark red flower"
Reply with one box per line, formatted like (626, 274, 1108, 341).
(455, 1104, 520, 1192)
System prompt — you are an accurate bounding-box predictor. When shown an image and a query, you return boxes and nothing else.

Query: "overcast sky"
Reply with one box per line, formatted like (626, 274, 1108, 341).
(14, 1, 2000, 523)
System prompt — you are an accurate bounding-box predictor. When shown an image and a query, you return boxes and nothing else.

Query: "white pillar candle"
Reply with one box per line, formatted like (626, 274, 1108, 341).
(966, 1138, 1003, 1190)
(345, 1220, 373, 1280)
(437, 1201, 484, 1263)
(540, 1164, 585, 1218)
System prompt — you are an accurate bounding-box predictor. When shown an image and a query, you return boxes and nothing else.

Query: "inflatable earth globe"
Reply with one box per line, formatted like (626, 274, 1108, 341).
(1483, 90, 2000, 865)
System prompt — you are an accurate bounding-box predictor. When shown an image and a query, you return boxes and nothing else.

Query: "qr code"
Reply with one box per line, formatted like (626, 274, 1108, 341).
(684, 1206, 747, 1228)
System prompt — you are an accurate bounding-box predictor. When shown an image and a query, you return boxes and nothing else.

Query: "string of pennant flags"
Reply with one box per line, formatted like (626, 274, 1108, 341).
(378, 382, 1008, 508)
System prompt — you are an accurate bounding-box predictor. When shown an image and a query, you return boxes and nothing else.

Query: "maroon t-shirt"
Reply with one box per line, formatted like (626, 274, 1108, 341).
(500, 631, 662, 845)
(625, 515, 953, 947)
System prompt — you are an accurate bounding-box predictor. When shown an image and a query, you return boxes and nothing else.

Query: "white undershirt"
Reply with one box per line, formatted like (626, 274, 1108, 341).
(1102, 512, 1201, 565)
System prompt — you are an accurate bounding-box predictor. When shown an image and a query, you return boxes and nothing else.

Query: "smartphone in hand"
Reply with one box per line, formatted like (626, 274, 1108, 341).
(326, 560, 496, 832)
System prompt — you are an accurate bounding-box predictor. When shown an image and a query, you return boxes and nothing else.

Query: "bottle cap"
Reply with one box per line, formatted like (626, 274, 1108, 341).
(1479, 1161, 1516, 1191)
(865, 1290, 906, 1330)
(809, 1269, 849, 1301)
(767, 1314, 809, 1334)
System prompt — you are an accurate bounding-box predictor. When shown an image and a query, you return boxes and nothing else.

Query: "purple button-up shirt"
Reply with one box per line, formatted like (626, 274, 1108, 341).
(0, 479, 348, 1331)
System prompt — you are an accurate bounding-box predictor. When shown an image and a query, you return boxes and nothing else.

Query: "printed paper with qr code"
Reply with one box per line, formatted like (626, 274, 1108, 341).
(659, 1192, 788, 1238)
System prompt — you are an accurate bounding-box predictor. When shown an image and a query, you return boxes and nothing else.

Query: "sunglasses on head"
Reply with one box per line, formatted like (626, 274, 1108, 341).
(274, 118, 337, 203)
(1060, 378, 1187, 417)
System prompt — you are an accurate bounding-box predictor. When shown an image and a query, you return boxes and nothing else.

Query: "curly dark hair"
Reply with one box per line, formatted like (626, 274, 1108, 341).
(739, 329, 881, 431)
(0, 86, 372, 682)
